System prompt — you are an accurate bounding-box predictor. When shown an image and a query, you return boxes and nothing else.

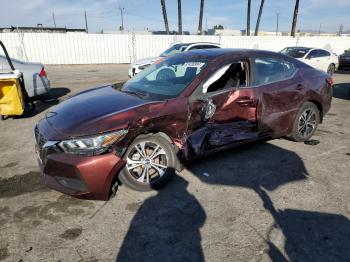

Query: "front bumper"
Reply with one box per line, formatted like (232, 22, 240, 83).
(339, 58, 350, 67)
(38, 152, 125, 200)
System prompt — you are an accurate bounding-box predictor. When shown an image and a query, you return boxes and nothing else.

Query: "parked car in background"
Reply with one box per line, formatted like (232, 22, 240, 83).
(0, 55, 50, 97)
(128, 42, 221, 77)
(280, 47, 338, 75)
(35, 49, 333, 200)
(338, 49, 350, 70)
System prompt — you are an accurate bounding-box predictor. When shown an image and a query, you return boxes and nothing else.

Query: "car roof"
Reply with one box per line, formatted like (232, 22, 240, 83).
(179, 48, 281, 61)
(284, 46, 329, 52)
(175, 42, 220, 46)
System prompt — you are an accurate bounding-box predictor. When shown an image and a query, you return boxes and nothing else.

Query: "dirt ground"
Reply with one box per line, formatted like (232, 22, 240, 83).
(0, 64, 350, 262)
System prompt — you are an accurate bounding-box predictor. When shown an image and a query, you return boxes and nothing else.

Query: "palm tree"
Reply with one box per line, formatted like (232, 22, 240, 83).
(197, 0, 204, 35)
(160, 0, 169, 34)
(291, 0, 300, 37)
(246, 0, 251, 36)
(178, 0, 182, 34)
(254, 0, 265, 36)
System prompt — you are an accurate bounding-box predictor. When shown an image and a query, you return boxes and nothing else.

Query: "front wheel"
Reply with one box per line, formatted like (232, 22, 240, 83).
(119, 134, 177, 191)
(327, 64, 335, 75)
(289, 102, 320, 142)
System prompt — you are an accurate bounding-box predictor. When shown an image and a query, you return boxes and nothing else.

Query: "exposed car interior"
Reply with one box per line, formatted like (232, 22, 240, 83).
(204, 61, 247, 93)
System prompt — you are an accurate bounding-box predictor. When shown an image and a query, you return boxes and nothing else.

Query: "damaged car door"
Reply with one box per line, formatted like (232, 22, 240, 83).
(252, 57, 300, 137)
(186, 60, 258, 157)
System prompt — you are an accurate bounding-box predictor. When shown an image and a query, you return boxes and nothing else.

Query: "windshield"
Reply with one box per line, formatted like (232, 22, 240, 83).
(159, 44, 190, 57)
(281, 47, 310, 58)
(122, 55, 208, 100)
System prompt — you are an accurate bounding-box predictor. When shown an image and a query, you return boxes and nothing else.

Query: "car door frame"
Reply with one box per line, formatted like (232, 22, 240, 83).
(184, 57, 259, 159)
(250, 54, 303, 137)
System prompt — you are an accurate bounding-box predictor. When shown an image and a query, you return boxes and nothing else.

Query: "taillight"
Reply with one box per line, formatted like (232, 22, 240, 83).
(326, 77, 333, 87)
(39, 67, 47, 78)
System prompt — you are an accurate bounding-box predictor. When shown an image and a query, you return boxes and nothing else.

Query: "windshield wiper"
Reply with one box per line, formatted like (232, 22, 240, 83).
(123, 90, 146, 99)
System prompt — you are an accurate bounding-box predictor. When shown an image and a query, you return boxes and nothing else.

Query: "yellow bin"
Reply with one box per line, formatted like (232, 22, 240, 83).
(0, 71, 25, 116)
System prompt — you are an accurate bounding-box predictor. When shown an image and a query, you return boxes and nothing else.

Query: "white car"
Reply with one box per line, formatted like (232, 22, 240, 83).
(128, 42, 221, 77)
(0, 55, 50, 97)
(280, 47, 338, 75)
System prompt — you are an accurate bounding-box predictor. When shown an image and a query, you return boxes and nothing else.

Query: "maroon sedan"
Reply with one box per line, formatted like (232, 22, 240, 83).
(35, 49, 332, 200)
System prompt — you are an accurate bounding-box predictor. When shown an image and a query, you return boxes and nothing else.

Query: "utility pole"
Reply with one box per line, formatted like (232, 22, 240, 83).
(197, 0, 204, 35)
(119, 7, 125, 32)
(84, 10, 88, 33)
(177, 0, 182, 35)
(206, 16, 208, 32)
(276, 13, 280, 36)
(291, 0, 299, 37)
(318, 22, 322, 36)
(52, 12, 56, 28)
(338, 24, 343, 36)
(246, 0, 251, 36)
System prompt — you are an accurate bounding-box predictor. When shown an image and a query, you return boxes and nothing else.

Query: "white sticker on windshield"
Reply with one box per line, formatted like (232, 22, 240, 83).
(184, 62, 205, 67)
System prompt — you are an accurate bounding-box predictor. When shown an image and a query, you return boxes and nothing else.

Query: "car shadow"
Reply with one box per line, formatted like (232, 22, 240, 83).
(185, 141, 350, 261)
(333, 83, 350, 100)
(13, 87, 70, 118)
(116, 173, 206, 262)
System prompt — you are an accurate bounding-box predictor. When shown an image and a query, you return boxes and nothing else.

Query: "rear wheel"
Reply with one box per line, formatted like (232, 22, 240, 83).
(119, 134, 177, 191)
(327, 64, 335, 75)
(289, 102, 320, 142)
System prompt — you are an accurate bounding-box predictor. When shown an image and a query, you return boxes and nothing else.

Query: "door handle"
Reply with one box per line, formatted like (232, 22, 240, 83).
(236, 97, 256, 107)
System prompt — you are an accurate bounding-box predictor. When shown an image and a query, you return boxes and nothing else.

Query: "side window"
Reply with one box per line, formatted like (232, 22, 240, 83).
(253, 58, 295, 85)
(307, 50, 319, 59)
(318, 50, 330, 57)
(203, 61, 247, 93)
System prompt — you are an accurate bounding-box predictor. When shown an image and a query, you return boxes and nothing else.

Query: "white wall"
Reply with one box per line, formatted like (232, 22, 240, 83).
(0, 32, 349, 65)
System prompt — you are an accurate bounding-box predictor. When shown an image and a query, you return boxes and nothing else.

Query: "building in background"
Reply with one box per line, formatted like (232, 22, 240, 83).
(0, 26, 86, 33)
(207, 29, 242, 36)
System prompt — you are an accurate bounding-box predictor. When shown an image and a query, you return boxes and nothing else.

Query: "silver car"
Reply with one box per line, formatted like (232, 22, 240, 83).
(0, 55, 50, 97)
(128, 42, 221, 77)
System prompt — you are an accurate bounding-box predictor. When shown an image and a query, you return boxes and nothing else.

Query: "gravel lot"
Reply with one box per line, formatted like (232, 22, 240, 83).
(0, 64, 349, 262)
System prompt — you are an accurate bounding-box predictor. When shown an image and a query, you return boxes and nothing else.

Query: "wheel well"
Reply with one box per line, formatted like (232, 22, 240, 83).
(308, 100, 323, 123)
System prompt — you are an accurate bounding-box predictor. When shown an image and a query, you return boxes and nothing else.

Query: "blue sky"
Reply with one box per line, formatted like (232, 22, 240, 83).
(1, 0, 349, 33)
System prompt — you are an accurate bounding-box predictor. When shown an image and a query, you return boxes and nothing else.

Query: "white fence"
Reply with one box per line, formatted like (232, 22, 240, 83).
(0, 32, 349, 65)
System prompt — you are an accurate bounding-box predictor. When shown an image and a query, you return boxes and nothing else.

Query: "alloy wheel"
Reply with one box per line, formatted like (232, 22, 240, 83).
(297, 108, 317, 138)
(126, 141, 168, 184)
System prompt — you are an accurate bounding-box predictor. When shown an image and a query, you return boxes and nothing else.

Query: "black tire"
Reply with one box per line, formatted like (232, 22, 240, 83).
(327, 64, 335, 75)
(119, 134, 177, 191)
(289, 102, 320, 142)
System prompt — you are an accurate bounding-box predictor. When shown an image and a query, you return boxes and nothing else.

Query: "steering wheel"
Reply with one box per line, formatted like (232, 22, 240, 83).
(156, 68, 176, 81)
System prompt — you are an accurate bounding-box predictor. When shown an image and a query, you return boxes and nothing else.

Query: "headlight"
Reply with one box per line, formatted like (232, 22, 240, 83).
(58, 129, 128, 156)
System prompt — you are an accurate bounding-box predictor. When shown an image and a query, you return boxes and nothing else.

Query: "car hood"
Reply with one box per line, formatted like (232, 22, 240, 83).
(44, 85, 154, 138)
(133, 56, 159, 66)
(340, 52, 350, 57)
